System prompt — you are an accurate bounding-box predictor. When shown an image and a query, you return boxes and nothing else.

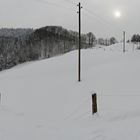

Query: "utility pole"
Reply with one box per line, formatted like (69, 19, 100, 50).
(77, 2, 82, 82)
(123, 31, 125, 53)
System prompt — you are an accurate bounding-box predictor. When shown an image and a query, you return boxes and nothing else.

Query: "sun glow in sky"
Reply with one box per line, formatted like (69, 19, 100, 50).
(114, 10, 121, 18)
(0, 0, 139, 40)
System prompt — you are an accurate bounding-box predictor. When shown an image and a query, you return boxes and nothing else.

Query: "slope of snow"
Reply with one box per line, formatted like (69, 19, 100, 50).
(0, 43, 140, 140)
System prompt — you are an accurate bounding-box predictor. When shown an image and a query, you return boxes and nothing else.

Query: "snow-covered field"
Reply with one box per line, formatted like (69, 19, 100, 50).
(0, 43, 140, 140)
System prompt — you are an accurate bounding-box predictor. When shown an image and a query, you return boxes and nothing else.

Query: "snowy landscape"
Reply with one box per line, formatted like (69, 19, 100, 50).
(1, 0, 140, 139)
(0, 43, 140, 140)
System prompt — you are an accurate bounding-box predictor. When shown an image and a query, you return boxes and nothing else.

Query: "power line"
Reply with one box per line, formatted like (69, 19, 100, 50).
(83, 8, 127, 34)
(83, 8, 114, 27)
(82, 12, 108, 28)
(82, 8, 132, 42)
(82, 10, 118, 37)
(32, 0, 133, 40)
(33, 0, 115, 33)
(83, 8, 133, 39)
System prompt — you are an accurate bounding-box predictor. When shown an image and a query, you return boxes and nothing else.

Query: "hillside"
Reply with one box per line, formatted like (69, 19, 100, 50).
(0, 26, 95, 71)
(0, 43, 140, 140)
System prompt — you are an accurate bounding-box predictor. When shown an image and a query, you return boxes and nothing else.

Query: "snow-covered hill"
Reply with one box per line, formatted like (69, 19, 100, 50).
(0, 43, 140, 140)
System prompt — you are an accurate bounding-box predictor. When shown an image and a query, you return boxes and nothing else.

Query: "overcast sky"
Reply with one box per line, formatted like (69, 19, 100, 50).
(0, 0, 139, 40)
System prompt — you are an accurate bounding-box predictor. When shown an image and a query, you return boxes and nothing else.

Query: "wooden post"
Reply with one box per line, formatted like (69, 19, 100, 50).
(92, 94, 97, 115)
(123, 31, 125, 53)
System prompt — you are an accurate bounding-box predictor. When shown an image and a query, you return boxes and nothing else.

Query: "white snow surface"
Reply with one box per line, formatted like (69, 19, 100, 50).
(0, 43, 140, 140)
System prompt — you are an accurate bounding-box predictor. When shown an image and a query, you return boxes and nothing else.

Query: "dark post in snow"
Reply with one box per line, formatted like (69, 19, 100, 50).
(123, 31, 126, 53)
(92, 93, 97, 114)
(77, 2, 82, 82)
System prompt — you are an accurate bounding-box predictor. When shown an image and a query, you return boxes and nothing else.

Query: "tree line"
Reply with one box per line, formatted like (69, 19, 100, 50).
(97, 37, 118, 46)
(0, 26, 96, 71)
(0, 26, 119, 71)
(131, 34, 140, 43)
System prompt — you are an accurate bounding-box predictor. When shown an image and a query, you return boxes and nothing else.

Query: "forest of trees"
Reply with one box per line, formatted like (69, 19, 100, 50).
(131, 34, 140, 43)
(0, 26, 120, 71)
(0, 26, 96, 71)
(97, 37, 118, 46)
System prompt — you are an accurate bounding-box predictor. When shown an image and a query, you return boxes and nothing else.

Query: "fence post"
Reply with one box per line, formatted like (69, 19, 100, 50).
(92, 93, 97, 115)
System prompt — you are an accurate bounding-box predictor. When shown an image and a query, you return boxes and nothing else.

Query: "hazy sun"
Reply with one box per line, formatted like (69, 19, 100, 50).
(114, 10, 121, 18)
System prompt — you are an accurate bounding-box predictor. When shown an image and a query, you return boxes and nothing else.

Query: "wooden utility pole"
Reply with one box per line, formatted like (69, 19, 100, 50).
(123, 31, 126, 53)
(92, 94, 97, 114)
(77, 2, 82, 82)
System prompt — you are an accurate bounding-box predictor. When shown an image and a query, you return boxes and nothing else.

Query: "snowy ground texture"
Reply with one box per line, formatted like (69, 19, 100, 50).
(0, 43, 140, 140)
